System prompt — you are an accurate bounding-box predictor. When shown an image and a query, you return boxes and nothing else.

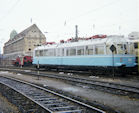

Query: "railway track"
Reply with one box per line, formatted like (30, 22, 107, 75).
(0, 76, 107, 113)
(1, 67, 139, 99)
(1, 66, 138, 76)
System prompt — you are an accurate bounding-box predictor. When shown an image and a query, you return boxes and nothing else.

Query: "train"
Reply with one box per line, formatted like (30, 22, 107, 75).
(32, 35, 137, 75)
(13, 56, 32, 66)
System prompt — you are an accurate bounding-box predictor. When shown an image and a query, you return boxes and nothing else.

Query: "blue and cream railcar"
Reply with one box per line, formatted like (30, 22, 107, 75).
(33, 36, 136, 74)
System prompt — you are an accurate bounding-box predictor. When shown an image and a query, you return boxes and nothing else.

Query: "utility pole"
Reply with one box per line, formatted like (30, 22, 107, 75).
(75, 25, 78, 42)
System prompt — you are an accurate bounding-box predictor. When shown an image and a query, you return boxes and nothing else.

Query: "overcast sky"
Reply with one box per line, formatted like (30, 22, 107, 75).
(0, 0, 139, 53)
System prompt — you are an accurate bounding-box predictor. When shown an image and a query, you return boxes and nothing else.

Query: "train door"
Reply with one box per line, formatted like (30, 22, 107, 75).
(56, 48, 63, 65)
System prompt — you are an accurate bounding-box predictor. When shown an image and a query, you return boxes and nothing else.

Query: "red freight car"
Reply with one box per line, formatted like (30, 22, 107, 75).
(13, 56, 32, 66)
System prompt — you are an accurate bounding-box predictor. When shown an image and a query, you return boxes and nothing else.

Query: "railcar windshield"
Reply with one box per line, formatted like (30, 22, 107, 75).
(117, 44, 127, 54)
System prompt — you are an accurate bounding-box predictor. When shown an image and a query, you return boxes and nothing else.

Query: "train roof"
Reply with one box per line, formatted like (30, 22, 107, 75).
(35, 36, 127, 50)
(125, 38, 139, 43)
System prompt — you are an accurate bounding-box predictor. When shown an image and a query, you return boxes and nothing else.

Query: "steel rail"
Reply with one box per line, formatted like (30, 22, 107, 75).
(1, 67, 139, 98)
(0, 76, 106, 113)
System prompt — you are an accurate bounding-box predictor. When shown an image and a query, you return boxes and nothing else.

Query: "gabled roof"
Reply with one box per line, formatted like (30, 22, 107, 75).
(14, 24, 42, 38)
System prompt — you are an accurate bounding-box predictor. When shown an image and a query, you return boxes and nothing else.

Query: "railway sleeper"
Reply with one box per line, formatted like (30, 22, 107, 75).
(34, 98, 57, 101)
(50, 106, 79, 111)
(54, 109, 83, 113)
(0, 83, 50, 113)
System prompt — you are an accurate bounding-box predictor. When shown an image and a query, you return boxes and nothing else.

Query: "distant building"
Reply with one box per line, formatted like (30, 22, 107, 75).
(3, 24, 46, 65)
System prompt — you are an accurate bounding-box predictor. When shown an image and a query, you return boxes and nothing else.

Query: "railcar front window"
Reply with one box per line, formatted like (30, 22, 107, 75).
(106, 45, 111, 54)
(134, 43, 138, 49)
(117, 44, 124, 54)
(129, 43, 135, 54)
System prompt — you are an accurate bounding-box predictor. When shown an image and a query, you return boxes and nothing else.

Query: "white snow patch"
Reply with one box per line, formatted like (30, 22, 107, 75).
(0, 71, 9, 74)
(89, 76, 99, 79)
(24, 70, 31, 72)
(67, 73, 73, 75)
(43, 84, 48, 87)
(17, 73, 22, 76)
(82, 86, 90, 89)
(63, 87, 79, 92)
(59, 72, 64, 74)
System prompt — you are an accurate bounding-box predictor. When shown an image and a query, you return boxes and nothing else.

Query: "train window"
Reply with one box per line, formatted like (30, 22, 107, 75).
(35, 50, 39, 56)
(44, 49, 55, 56)
(57, 49, 61, 56)
(61, 48, 64, 56)
(117, 44, 124, 54)
(39, 50, 43, 56)
(85, 45, 93, 55)
(77, 46, 84, 55)
(70, 48, 76, 56)
(95, 46, 104, 54)
(44, 50, 48, 56)
(66, 48, 70, 56)
(48, 49, 55, 56)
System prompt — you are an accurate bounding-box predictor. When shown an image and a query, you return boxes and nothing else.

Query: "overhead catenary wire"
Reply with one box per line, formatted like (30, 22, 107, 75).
(0, 0, 22, 23)
(46, 0, 121, 39)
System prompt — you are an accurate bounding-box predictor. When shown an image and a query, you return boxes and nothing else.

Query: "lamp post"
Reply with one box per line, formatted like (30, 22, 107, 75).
(138, 42, 139, 74)
(34, 44, 41, 80)
(20, 55, 24, 68)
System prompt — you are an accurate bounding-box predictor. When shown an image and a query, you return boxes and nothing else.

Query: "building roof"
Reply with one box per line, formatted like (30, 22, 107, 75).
(4, 24, 45, 47)
(14, 24, 42, 39)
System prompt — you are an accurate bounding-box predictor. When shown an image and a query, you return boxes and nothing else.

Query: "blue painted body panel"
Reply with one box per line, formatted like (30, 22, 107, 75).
(33, 54, 136, 67)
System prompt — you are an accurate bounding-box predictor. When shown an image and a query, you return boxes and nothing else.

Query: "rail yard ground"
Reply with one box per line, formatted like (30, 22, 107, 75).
(0, 70, 139, 113)
(0, 93, 19, 113)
